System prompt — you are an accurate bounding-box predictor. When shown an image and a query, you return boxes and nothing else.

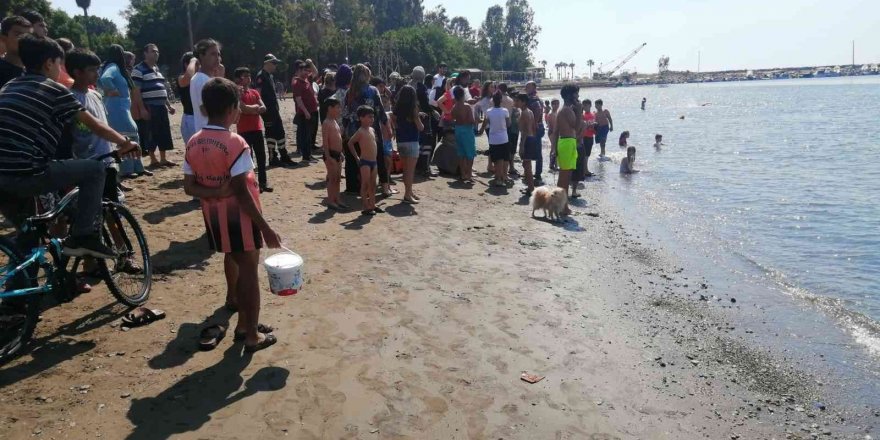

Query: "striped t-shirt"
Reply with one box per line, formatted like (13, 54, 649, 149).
(0, 74, 84, 176)
(131, 62, 168, 106)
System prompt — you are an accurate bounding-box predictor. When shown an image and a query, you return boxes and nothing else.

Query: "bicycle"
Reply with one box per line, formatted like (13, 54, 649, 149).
(0, 153, 152, 363)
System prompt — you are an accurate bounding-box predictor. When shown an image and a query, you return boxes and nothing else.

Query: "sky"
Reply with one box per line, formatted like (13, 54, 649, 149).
(53, 0, 880, 76)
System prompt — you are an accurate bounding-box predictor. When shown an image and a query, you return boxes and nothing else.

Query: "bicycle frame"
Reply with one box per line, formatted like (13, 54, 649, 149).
(0, 187, 79, 300)
(0, 238, 62, 299)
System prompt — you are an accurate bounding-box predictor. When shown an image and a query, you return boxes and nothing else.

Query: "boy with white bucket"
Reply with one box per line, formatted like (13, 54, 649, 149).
(183, 77, 282, 353)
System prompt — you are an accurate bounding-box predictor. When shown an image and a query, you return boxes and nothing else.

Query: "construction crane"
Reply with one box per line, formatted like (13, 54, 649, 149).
(594, 43, 647, 80)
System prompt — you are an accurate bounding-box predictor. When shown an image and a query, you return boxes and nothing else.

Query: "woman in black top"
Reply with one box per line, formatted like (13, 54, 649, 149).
(177, 52, 197, 143)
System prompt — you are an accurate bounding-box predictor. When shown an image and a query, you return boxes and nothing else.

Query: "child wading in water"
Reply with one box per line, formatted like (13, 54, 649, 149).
(620, 146, 639, 174)
(653, 134, 664, 149)
(183, 77, 282, 352)
(451, 86, 477, 183)
(348, 105, 382, 215)
(322, 97, 348, 210)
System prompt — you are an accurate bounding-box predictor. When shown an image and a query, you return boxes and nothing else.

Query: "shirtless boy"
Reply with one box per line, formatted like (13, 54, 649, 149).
(553, 85, 580, 216)
(547, 99, 560, 171)
(451, 86, 477, 183)
(348, 105, 381, 216)
(515, 93, 538, 194)
(322, 97, 348, 210)
(594, 99, 613, 159)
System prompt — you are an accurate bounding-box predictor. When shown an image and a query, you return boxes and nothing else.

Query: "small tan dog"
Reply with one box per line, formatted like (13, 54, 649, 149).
(530, 186, 568, 222)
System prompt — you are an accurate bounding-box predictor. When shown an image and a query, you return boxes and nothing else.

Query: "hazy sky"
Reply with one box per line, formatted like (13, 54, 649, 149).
(53, 0, 879, 75)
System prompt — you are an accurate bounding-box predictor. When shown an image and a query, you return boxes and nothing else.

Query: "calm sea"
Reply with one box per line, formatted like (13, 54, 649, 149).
(542, 77, 880, 398)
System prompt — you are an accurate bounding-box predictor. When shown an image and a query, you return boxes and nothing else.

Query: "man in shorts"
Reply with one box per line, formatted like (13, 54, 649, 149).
(132, 43, 177, 168)
(515, 93, 538, 195)
(553, 85, 580, 216)
(594, 99, 613, 159)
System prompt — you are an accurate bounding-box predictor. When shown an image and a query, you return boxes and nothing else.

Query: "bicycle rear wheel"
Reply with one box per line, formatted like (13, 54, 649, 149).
(97, 203, 151, 307)
(0, 236, 39, 364)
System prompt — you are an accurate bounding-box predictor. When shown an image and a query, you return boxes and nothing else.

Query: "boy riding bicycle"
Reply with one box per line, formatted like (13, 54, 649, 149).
(0, 35, 138, 259)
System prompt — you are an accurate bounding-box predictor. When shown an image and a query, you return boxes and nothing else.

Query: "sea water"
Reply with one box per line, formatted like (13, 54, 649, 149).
(541, 76, 880, 403)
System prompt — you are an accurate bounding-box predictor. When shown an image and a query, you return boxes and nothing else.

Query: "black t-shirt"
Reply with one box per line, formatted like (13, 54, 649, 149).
(254, 69, 278, 114)
(0, 59, 25, 89)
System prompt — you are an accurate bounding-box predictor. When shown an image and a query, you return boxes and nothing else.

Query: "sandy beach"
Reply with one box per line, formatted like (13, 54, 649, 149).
(0, 99, 872, 440)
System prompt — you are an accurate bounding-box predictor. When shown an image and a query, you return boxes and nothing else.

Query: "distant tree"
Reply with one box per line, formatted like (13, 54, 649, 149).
(286, 0, 333, 56)
(478, 5, 505, 70)
(449, 16, 474, 42)
(1, 0, 51, 16)
(384, 24, 488, 71)
(540, 59, 546, 78)
(330, 0, 375, 35)
(586, 59, 595, 78)
(502, 0, 540, 70)
(423, 5, 449, 29)
(373, 0, 424, 34)
(126, 0, 299, 75)
(569, 62, 575, 79)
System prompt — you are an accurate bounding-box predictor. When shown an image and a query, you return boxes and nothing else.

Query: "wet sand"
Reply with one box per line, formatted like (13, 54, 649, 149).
(0, 100, 869, 439)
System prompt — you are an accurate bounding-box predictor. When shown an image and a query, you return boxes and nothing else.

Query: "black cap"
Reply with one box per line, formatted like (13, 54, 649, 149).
(263, 54, 280, 64)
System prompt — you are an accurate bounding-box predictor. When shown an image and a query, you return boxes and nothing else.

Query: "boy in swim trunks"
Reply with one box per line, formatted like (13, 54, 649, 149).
(451, 86, 477, 183)
(183, 77, 282, 352)
(348, 105, 381, 215)
(553, 84, 580, 215)
(322, 97, 348, 210)
(594, 99, 613, 159)
(515, 93, 538, 194)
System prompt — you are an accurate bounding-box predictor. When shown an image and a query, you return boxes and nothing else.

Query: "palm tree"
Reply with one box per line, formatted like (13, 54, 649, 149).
(540, 60, 547, 79)
(586, 59, 595, 79)
(290, 0, 333, 56)
(570, 62, 575, 80)
(76, 0, 91, 48)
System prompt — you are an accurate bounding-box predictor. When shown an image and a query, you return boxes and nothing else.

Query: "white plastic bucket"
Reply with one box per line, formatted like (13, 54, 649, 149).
(263, 250, 304, 296)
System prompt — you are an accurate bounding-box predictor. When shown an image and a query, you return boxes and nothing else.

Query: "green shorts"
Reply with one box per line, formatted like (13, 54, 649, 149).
(557, 137, 578, 171)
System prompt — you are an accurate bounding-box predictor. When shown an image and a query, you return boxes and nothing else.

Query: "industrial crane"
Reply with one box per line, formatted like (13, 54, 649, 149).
(594, 43, 647, 80)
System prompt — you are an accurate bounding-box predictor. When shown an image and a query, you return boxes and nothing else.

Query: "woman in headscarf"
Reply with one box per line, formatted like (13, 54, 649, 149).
(99, 44, 146, 179)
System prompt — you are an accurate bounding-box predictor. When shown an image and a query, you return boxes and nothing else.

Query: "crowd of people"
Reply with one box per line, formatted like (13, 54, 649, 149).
(0, 10, 638, 352)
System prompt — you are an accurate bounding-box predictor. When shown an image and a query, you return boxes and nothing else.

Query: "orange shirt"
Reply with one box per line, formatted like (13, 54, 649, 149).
(184, 126, 263, 253)
(582, 111, 596, 137)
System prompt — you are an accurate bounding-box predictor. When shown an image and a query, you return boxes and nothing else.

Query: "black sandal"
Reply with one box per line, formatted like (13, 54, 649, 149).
(244, 334, 277, 353)
(198, 324, 227, 351)
(233, 323, 275, 341)
(121, 307, 166, 328)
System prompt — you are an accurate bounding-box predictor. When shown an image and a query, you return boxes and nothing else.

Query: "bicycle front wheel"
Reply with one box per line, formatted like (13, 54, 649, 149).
(98, 203, 151, 306)
(0, 236, 40, 365)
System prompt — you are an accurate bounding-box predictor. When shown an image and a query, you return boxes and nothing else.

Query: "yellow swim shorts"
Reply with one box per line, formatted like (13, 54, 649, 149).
(557, 137, 578, 171)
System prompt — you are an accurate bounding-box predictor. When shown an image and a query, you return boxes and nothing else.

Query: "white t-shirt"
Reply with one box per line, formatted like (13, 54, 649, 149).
(486, 107, 510, 145)
(189, 72, 211, 132)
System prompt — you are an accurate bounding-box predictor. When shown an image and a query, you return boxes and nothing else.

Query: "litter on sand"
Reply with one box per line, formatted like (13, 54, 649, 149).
(520, 373, 545, 384)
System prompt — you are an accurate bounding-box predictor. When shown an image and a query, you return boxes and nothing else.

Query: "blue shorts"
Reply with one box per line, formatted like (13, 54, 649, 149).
(398, 141, 419, 158)
(383, 140, 393, 156)
(454, 125, 477, 160)
(595, 125, 610, 143)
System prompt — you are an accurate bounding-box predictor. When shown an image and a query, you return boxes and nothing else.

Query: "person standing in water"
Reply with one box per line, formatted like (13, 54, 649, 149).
(553, 84, 579, 216)
(641, 97, 646, 110)
(594, 99, 613, 160)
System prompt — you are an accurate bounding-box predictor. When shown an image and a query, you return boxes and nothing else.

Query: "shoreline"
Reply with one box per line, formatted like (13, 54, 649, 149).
(0, 100, 876, 439)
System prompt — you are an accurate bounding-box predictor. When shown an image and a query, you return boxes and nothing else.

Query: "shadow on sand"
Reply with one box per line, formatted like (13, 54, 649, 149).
(0, 301, 130, 388)
(151, 232, 214, 274)
(126, 343, 289, 440)
(142, 199, 199, 225)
